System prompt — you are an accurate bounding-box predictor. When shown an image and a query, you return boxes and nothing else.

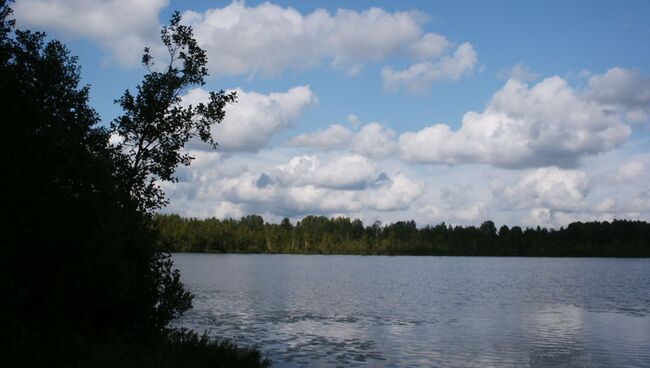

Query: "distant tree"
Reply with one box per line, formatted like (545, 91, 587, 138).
(154, 214, 650, 257)
(480, 220, 497, 236)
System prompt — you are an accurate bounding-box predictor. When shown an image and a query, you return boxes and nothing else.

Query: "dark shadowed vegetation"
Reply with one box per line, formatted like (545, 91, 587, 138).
(6, 329, 268, 368)
(155, 215, 650, 257)
(0, 1, 266, 366)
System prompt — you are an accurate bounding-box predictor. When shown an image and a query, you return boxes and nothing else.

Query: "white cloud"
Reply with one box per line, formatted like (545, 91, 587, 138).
(289, 122, 397, 158)
(617, 161, 646, 181)
(161, 144, 650, 227)
(107, 132, 124, 147)
(13, 0, 167, 66)
(273, 154, 377, 190)
(588, 67, 650, 123)
(399, 74, 632, 168)
(183, 85, 317, 152)
(181, 1, 475, 83)
(484, 157, 650, 227)
(527, 207, 552, 226)
(14, 0, 477, 87)
(181, 1, 424, 76)
(164, 150, 423, 219)
(493, 167, 589, 212)
(409, 33, 450, 60)
(382, 42, 478, 92)
(221, 157, 422, 215)
(354, 123, 399, 158)
(455, 202, 488, 222)
(360, 173, 424, 211)
(288, 125, 353, 150)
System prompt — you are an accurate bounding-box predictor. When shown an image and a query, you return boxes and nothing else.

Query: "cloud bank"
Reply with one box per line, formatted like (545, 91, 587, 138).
(181, 1, 476, 86)
(399, 71, 635, 168)
(14, 1, 477, 89)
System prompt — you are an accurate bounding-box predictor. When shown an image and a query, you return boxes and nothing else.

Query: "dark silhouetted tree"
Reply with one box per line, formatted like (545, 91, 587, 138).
(0, 2, 235, 343)
(111, 12, 236, 211)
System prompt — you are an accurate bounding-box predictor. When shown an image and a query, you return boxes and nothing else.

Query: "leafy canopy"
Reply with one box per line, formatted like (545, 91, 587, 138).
(0, 1, 233, 341)
(111, 11, 236, 211)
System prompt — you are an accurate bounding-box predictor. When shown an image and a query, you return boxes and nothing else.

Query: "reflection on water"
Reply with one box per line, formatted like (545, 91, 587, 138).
(173, 254, 650, 367)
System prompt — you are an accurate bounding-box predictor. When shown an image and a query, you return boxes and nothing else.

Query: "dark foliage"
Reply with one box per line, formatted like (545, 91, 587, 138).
(155, 215, 650, 257)
(0, 0, 187, 339)
(0, 1, 264, 366)
(111, 11, 236, 211)
(6, 328, 270, 368)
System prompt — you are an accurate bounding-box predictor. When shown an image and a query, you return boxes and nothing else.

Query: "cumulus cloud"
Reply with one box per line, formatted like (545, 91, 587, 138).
(588, 67, 650, 123)
(526, 207, 552, 226)
(354, 123, 399, 158)
(15, 0, 477, 87)
(617, 161, 646, 181)
(492, 167, 589, 212)
(272, 154, 377, 190)
(382, 42, 478, 92)
(288, 125, 353, 150)
(485, 161, 650, 227)
(183, 85, 316, 152)
(181, 1, 422, 76)
(399, 72, 634, 168)
(409, 33, 450, 60)
(220, 172, 364, 216)
(161, 145, 650, 227)
(181, 1, 474, 82)
(221, 159, 423, 216)
(13, 0, 167, 66)
(359, 173, 424, 211)
(289, 122, 397, 158)
(164, 151, 423, 219)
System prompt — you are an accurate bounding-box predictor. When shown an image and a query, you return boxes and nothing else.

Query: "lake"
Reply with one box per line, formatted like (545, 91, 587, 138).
(172, 254, 650, 367)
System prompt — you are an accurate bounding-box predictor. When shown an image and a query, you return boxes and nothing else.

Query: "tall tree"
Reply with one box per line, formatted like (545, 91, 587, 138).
(0, 2, 235, 341)
(111, 12, 236, 211)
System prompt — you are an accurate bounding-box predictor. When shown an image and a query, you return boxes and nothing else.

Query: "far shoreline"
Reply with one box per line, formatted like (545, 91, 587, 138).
(170, 251, 650, 259)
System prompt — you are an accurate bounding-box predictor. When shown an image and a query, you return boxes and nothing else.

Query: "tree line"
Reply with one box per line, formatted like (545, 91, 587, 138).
(155, 214, 650, 257)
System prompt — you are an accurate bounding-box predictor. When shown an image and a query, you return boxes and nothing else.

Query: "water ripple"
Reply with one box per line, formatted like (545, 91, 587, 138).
(173, 255, 650, 367)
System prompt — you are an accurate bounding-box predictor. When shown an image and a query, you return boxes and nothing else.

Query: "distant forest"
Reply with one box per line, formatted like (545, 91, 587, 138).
(155, 215, 650, 257)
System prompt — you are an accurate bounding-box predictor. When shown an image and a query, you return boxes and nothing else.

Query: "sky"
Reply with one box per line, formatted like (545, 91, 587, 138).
(12, 0, 650, 228)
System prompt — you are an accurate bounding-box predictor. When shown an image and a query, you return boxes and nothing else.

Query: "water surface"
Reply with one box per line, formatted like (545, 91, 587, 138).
(173, 254, 650, 367)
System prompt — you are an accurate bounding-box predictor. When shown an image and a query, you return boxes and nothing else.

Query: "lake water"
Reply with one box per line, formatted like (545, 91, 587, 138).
(172, 254, 650, 367)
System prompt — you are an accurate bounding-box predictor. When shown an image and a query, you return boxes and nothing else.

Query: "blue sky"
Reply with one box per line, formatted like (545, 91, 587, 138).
(12, 0, 650, 227)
